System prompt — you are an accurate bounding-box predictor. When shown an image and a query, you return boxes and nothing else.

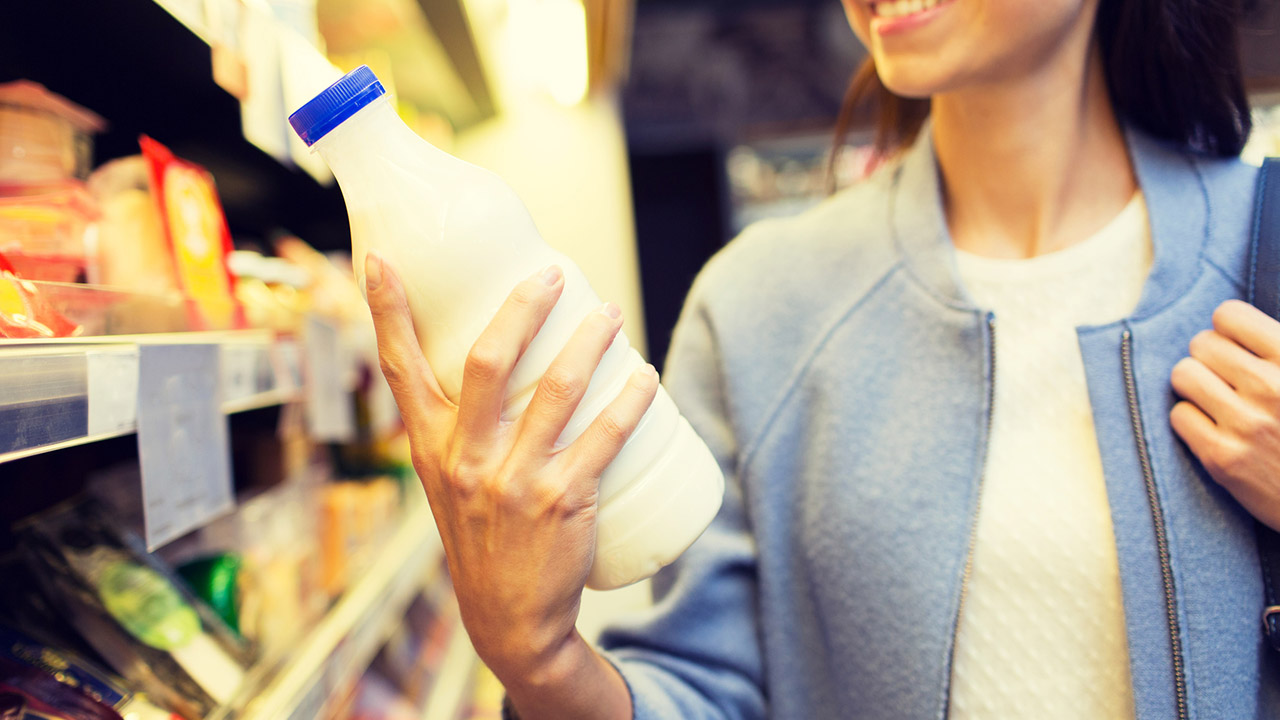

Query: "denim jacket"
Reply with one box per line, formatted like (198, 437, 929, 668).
(598, 128, 1280, 719)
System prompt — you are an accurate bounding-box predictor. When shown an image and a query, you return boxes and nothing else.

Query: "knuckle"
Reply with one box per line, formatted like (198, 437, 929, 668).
(508, 282, 540, 309)
(1256, 367, 1280, 401)
(594, 411, 631, 447)
(539, 368, 584, 406)
(378, 353, 407, 387)
(465, 342, 507, 384)
(492, 479, 525, 512)
(531, 478, 577, 517)
(1237, 410, 1266, 439)
(1211, 440, 1248, 477)
(442, 451, 484, 495)
(409, 447, 437, 478)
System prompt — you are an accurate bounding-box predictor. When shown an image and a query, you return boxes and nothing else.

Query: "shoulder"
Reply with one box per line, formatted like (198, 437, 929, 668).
(1192, 152, 1262, 290)
(1133, 130, 1262, 288)
(687, 164, 904, 337)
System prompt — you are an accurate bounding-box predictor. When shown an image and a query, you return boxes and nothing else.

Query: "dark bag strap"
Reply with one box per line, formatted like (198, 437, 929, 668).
(1246, 157, 1280, 652)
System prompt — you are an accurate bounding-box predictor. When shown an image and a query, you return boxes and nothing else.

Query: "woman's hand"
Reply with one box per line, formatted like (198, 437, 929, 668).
(1171, 300, 1280, 531)
(363, 251, 654, 712)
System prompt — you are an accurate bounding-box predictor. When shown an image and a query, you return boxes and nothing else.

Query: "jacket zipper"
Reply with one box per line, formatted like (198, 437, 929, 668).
(1121, 328, 1189, 720)
(943, 313, 997, 717)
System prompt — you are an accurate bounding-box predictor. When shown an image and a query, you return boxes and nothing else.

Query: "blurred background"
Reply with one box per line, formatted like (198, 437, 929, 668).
(0, 2, 1276, 719)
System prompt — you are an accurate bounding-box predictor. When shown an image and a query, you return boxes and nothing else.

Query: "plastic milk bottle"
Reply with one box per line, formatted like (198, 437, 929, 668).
(289, 66, 724, 589)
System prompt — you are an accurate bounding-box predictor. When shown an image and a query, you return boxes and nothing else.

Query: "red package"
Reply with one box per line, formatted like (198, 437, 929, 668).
(139, 136, 244, 331)
(0, 251, 80, 338)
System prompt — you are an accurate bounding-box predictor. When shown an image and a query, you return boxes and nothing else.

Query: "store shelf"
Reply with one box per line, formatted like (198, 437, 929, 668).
(421, 629, 479, 720)
(0, 330, 310, 464)
(233, 497, 446, 720)
(0, 0, 351, 249)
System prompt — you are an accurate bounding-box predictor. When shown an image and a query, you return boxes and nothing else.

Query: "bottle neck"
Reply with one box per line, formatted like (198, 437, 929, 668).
(311, 96, 425, 183)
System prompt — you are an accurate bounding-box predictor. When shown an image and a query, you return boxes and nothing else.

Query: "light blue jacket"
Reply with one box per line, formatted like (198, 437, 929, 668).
(598, 129, 1280, 719)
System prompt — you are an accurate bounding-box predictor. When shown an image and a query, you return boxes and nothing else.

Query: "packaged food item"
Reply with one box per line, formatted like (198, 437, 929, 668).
(225, 483, 318, 661)
(346, 668, 418, 720)
(174, 555, 241, 635)
(139, 136, 243, 331)
(227, 251, 309, 333)
(317, 478, 401, 598)
(273, 235, 364, 326)
(0, 182, 98, 283)
(0, 625, 128, 720)
(0, 252, 81, 338)
(19, 503, 250, 719)
(290, 65, 724, 589)
(0, 622, 186, 720)
(161, 480, 324, 664)
(0, 81, 104, 184)
(86, 157, 178, 295)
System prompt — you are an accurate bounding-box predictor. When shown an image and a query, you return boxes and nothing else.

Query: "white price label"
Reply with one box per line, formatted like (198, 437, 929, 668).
(86, 348, 139, 436)
(221, 343, 262, 405)
(272, 339, 304, 394)
(136, 344, 234, 549)
(304, 316, 355, 442)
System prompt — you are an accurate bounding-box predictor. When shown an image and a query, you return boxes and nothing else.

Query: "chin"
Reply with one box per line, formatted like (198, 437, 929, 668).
(872, 56, 958, 99)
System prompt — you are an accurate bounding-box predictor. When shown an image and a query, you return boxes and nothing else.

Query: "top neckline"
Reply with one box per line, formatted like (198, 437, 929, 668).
(953, 192, 1148, 284)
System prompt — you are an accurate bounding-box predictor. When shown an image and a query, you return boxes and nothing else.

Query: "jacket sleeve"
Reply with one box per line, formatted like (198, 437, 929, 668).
(596, 275, 767, 720)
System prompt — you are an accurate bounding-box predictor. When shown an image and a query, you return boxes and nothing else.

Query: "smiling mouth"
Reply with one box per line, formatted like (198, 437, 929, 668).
(870, 0, 954, 19)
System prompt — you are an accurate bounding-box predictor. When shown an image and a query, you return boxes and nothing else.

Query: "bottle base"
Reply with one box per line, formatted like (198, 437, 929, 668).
(585, 417, 726, 590)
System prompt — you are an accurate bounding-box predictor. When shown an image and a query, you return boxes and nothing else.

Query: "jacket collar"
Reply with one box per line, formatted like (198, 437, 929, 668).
(888, 122, 1211, 319)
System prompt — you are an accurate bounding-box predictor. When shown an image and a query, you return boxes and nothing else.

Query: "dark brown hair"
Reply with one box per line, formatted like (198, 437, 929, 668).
(832, 0, 1254, 163)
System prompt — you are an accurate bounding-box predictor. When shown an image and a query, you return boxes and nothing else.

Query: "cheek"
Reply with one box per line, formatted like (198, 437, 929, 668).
(843, 1, 872, 48)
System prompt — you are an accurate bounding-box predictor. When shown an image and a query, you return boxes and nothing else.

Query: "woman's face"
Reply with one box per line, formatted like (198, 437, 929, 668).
(841, 0, 1099, 98)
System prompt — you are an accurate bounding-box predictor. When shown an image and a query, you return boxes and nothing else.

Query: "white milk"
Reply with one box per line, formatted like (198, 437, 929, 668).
(291, 67, 723, 589)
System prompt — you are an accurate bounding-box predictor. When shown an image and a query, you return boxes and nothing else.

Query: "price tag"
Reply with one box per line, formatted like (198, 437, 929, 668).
(304, 316, 356, 442)
(85, 347, 140, 437)
(279, 28, 341, 183)
(239, 2, 288, 161)
(220, 343, 260, 406)
(136, 344, 234, 550)
(272, 338, 304, 394)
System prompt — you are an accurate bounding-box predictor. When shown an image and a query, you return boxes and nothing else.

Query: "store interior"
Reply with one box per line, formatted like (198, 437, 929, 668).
(0, 1, 1277, 719)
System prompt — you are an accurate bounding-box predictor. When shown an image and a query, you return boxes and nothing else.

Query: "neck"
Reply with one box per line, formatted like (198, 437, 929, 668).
(932, 42, 1136, 259)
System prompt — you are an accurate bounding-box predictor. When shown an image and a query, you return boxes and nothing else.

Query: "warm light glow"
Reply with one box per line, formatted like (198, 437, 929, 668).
(507, 0, 589, 106)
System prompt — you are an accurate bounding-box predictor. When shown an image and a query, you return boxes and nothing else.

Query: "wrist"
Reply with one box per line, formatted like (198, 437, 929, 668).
(499, 633, 632, 720)
(496, 629, 592, 695)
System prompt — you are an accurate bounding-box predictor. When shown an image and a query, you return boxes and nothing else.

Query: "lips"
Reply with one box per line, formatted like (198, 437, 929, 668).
(870, 0, 954, 19)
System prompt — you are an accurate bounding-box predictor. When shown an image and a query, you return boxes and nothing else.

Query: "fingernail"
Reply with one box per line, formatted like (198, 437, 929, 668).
(601, 302, 621, 320)
(366, 251, 384, 291)
(640, 363, 657, 379)
(540, 264, 562, 286)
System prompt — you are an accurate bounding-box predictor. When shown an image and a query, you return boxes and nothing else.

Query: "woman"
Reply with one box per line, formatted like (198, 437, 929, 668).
(365, 0, 1280, 716)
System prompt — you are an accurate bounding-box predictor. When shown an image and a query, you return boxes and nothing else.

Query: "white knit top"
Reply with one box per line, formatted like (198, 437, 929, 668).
(947, 193, 1151, 719)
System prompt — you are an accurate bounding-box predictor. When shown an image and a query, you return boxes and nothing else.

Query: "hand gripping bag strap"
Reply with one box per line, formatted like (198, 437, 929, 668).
(1246, 157, 1280, 653)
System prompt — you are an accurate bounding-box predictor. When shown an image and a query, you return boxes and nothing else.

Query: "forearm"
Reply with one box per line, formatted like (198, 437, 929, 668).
(501, 630, 632, 720)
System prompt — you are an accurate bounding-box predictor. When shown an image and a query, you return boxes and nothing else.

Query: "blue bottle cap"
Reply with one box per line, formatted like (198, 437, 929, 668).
(289, 65, 386, 146)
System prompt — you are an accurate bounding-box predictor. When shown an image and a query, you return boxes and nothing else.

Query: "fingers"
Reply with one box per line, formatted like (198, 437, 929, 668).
(1171, 356, 1245, 424)
(1170, 400, 1221, 464)
(457, 266, 566, 447)
(563, 364, 660, 481)
(1212, 300, 1280, 361)
(365, 252, 450, 438)
(1187, 329, 1268, 391)
(514, 303, 624, 456)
